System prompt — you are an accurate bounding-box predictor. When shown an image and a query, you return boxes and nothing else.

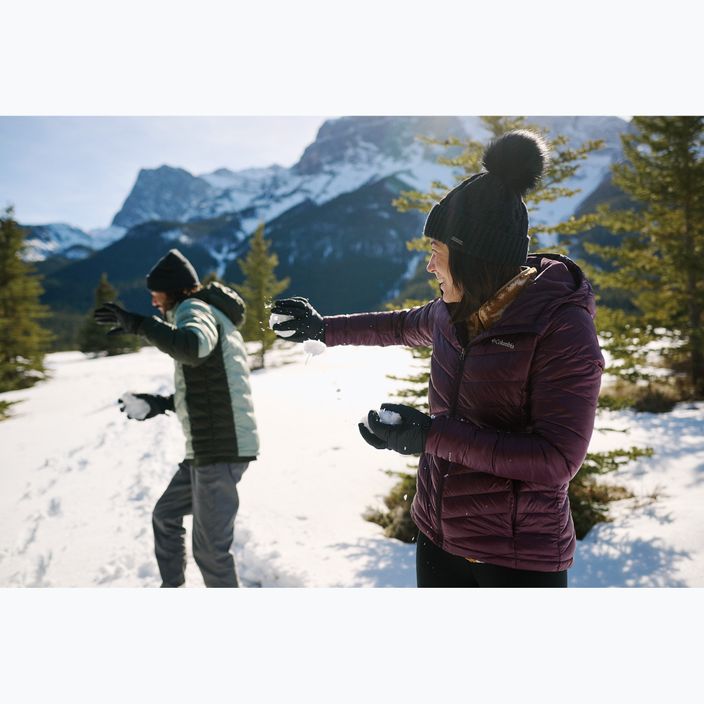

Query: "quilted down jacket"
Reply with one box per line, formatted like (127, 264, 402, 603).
(325, 254, 603, 572)
(140, 282, 259, 466)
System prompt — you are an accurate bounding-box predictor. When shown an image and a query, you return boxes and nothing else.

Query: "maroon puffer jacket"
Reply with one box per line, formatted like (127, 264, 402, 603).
(325, 254, 603, 572)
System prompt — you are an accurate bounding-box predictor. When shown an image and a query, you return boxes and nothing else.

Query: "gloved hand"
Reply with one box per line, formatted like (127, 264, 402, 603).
(94, 302, 145, 336)
(118, 392, 174, 421)
(360, 403, 432, 455)
(358, 423, 389, 449)
(270, 297, 325, 343)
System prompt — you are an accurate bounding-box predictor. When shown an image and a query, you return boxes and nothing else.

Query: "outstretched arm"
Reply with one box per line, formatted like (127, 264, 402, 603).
(140, 299, 219, 366)
(324, 301, 437, 348)
(272, 296, 437, 348)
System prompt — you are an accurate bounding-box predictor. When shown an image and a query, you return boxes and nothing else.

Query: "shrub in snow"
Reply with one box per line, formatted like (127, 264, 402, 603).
(0, 400, 18, 422)
(569, 446, 653, 539)
(600, 379, 680, 414)
(363, 471, 417, 543)
(631, 388, 678, 414)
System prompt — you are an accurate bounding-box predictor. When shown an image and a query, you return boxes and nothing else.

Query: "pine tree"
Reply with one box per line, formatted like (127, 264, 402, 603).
(576, 117, 704, 397)
(0, 207, 53, 393)
(79, 273, 141, 356)
(237, 223, 290, 369)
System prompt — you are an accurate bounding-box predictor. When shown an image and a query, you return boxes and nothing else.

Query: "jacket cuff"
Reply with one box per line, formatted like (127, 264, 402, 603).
(425, 415, 448, 458)
(424, 415, 483, 469)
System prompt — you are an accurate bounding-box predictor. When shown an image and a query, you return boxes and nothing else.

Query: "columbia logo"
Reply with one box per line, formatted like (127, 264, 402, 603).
(491, 338, 515, 350)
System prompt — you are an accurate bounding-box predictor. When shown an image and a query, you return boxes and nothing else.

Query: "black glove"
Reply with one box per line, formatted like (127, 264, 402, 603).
(118, 393, 174, 421)
(271, 297, 325, 343)
(358, 422, 389, 450)
(94, 302, 145, 336)
(361, 403, 432, 455)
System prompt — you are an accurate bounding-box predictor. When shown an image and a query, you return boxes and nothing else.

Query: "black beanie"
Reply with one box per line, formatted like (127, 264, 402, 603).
(146, 249, 200, 292)
(423, 130, 549, 266)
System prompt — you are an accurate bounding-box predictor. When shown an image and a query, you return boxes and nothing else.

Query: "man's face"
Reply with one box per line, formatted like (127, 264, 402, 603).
(426, 239, 463, 303)
(151, 291, 171, 316)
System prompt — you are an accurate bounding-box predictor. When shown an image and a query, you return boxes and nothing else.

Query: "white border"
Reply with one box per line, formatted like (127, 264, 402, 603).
(2, 0, 702, 115)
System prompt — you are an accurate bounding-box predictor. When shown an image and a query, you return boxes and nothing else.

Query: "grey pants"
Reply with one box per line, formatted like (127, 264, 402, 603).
(152, 460, 248, 587)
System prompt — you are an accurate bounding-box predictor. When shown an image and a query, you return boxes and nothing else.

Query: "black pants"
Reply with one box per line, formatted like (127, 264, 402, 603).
(416, 532, 567, 588)
(152, 460, 247, 588)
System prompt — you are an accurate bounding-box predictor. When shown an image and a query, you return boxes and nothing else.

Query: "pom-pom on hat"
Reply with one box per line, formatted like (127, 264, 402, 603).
(423, 130, 549, 266)
(146, 248, 200, 292)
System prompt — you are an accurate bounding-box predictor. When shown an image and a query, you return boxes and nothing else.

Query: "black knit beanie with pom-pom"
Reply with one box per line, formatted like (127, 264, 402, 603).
(423, 130, 549, 265)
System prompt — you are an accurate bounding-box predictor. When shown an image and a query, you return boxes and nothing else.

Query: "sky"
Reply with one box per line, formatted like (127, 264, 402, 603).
(0, 116, 328, 231)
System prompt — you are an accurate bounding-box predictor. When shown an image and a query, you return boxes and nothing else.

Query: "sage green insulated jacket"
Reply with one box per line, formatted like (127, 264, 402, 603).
(140, 283, 259, 466)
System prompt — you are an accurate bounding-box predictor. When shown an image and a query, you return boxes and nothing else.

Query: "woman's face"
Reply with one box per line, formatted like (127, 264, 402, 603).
(427, 239, 463, 303)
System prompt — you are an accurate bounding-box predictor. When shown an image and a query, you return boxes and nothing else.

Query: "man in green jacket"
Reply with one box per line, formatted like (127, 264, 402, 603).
(95, 249, 260, 587)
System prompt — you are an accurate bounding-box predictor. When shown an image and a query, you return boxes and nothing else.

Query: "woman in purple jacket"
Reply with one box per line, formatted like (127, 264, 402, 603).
(272, 131, 604, 588)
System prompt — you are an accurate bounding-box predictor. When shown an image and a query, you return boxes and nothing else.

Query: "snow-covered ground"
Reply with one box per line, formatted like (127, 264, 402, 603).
(1, 343, 702, 587)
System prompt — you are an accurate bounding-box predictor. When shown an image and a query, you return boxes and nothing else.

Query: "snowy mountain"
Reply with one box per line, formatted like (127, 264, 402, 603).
(111, 116, 628, 237)
(41, 216, 248, 314)
(112, 166, 221, 228)
(42, 176, 424, 317)
(38, 116, 631, 332)
(110, 117, 466, 233)
(22, 223, 126, 263)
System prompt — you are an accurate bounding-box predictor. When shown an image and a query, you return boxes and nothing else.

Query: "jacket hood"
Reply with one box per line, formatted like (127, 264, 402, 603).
(496, 253, 596, 332)
(191, 282, 246, 327)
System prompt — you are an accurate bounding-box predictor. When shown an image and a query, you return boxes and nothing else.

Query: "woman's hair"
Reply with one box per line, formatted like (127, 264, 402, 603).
(447, 248, 520, 324)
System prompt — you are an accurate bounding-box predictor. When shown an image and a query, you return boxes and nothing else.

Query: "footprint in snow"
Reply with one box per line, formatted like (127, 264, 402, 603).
(47, 497, 62, 517)
(137, 562, 157, 580)
(17, 514, 43, 555)
(28, 551, 53, 587)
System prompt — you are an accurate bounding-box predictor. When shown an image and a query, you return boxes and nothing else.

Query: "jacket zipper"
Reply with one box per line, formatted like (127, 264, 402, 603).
(466, 328, 527, 539)
(435, 345, 468, 542)
(450, 347, 467, 415)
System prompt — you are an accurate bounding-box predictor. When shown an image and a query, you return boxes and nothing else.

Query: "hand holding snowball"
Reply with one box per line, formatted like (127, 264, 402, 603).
(358, 403, 432, 455)
(270, 297, 325, 343)
(118, 392, 173, 421)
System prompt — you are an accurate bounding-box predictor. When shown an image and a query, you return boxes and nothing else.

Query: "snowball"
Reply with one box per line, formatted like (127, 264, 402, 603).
(360, 408, 403, 430)
(303, 339, 327, 356)
(269, 312, 295, 338)
(119, 392, 151, 421)
(379, 409, 403, 425)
